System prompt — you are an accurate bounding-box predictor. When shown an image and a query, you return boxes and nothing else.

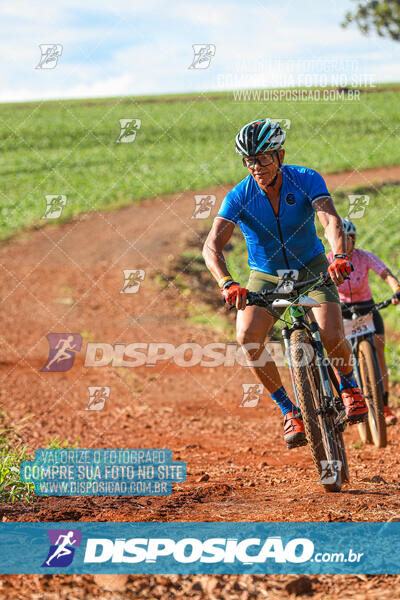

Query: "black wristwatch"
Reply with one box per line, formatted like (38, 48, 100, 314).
(333, 254, 350, 260)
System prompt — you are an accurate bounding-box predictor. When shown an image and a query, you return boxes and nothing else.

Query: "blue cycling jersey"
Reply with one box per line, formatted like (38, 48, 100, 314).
(217, 164, 329, 275)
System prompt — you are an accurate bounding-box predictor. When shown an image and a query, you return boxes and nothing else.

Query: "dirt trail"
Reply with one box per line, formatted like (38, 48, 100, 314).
(1, 165, 400, 597)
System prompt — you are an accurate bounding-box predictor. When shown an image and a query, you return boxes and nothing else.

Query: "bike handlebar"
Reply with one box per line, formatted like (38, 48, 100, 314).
(374, 298, 393, 311)
(348, 298, 393, 315)
(246, 271, 332, 307)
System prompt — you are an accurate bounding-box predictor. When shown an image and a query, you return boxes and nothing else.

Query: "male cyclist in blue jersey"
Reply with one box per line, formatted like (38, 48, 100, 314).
(202, 119, 368, 449)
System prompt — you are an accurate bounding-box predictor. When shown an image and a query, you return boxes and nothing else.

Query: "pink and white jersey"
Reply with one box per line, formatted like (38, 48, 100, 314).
(327, 248, 388, 303)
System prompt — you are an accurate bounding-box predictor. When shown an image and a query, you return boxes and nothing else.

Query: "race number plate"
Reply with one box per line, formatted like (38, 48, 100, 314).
(343, 313, 375, 339)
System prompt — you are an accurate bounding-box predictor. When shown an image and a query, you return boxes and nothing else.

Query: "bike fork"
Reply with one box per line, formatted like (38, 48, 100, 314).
(282, 326, 301, 412)
(351, 338, 363, 390)
(309, 322, 347, 427)
(309, 322, 333, 401)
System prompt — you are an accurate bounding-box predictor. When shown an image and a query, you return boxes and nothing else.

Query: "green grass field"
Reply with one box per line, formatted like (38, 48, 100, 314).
(1, 88, 400, 239)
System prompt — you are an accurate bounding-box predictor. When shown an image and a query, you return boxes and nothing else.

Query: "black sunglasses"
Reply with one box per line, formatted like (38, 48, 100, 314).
(242, 153, 277, 168)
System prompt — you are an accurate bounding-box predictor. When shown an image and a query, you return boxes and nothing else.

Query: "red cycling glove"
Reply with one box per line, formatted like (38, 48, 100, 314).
(220, 282, 248, 306)
(328, 254, 352, 284)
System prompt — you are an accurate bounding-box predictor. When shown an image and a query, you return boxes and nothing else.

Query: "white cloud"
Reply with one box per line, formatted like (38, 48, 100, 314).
(0, 0, 398, 102)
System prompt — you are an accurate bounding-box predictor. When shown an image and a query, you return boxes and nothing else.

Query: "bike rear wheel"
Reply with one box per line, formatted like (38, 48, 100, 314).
(357, 339, 387, 448)
(289, 329, 344, 492)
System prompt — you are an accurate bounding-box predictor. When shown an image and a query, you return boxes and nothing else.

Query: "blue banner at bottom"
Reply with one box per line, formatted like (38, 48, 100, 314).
(0, 522, 398, 574)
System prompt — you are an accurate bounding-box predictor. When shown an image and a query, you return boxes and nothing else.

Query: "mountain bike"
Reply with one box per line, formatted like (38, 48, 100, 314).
(245, 272, 350, 492)
(343, 298, 393, 448)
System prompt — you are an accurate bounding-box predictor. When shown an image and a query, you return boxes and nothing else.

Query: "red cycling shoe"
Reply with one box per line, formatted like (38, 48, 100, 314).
(341, 387, 368, 424)
(283, 411, 307, 449)
(384, 405, 397, 427)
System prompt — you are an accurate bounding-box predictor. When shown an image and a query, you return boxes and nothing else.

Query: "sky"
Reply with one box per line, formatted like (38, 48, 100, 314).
(0, 0, 399, 102)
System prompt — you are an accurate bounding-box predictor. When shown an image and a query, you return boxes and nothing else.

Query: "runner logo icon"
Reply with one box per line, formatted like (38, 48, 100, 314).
(188, 44, 216, 69)
(192, 195, 216, 219)
(41, 334, 82, 372)
(42, 195, 67, 219)
(116, 119, 141, 143)
(347, 194, 370, 219)
(320, 460, 342, 485)
(42, 529, 82, 567)
(85, 386, 110, 410)
(240, 383, 264, 407)
(273, 118, 291, 132)
(120, 269, 146, 294)
(35, 44, 63, 69)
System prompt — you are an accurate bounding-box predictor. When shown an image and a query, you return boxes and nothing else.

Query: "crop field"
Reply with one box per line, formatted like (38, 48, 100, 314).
(1, 89, 400, 239)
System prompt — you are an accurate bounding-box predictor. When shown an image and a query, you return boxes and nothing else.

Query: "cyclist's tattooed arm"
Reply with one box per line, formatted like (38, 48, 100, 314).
(313, 196, 347, 256)
(202, 217, 235, 283)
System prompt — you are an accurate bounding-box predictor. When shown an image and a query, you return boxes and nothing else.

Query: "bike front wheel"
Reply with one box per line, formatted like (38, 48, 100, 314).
(289, 329, 346, 492)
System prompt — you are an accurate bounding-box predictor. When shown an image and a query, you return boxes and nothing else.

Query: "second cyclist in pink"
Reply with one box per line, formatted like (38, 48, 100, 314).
(327, 218, 400, 426)
(327, 247, 388, 304)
